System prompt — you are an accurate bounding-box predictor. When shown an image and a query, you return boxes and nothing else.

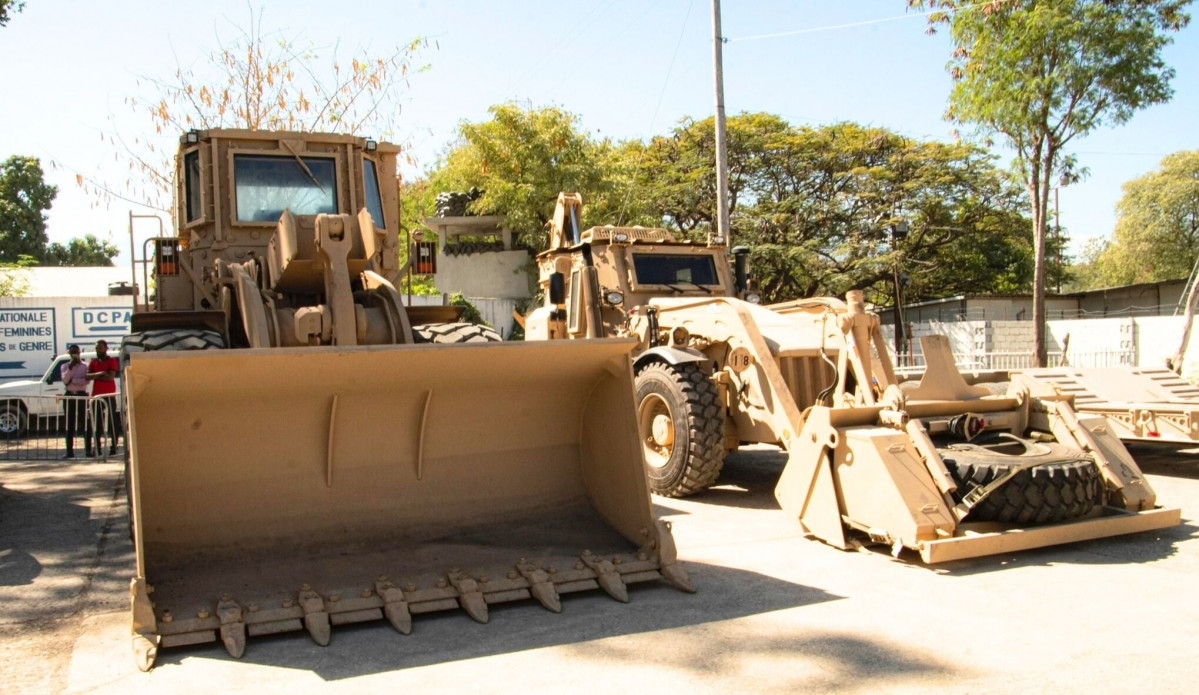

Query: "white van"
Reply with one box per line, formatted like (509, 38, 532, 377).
(0, 351, 120, 437)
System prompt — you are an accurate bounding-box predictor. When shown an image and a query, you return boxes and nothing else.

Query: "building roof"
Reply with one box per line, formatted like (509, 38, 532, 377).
(11, 267, 133, 298)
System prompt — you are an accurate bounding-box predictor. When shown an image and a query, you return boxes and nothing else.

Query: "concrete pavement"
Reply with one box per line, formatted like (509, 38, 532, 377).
(2, 445, 1196, 693)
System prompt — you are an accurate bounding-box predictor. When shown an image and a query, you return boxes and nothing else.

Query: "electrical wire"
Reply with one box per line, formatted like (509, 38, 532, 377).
(726, 1, 1005, 43)
(617, 0, 695, 226)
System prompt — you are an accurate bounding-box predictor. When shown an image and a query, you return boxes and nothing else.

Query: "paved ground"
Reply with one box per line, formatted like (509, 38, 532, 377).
(2, 443, 1197, 694)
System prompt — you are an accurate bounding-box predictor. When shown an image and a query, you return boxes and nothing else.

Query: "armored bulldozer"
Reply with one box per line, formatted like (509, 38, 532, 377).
(525, 192, 1179, 562)
(122, 133, 692, 670)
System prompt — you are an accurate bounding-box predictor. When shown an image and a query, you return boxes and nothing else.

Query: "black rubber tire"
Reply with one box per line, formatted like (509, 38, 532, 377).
(118, 329, 227, 541)
(634, 362, 725, 497)
(412, 322, 502, 343)
(0, 401, 27, 439)
(939, 435, 1104, 525)
(120, 329, 227, 357)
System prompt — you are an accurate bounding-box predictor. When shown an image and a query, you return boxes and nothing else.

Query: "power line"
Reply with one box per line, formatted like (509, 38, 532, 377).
(726, 1, 1001, 43)
(618, 0, 695, 226)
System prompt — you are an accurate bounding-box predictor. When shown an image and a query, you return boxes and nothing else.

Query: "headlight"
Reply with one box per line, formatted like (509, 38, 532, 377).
(672, 326, 689, 345)
(745, 293, 761, 304)
(605, 290, 624, 305)
(613, 232, 630, 243)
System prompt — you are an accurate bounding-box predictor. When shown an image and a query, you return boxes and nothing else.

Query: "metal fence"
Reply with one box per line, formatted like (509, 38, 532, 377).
(0, 394, 122, 461)
(891, 349, 1136, 375)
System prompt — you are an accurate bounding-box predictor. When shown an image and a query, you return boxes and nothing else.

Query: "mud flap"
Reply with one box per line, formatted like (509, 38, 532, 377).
(125, 338, 689, 664)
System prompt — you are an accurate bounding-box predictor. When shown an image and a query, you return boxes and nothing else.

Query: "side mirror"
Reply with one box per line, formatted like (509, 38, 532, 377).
(549, 272, 566, 306)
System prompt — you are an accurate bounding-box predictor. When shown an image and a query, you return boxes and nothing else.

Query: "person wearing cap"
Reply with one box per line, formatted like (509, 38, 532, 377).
(60, 344, 89, 458)
(86, 339, 121, 456)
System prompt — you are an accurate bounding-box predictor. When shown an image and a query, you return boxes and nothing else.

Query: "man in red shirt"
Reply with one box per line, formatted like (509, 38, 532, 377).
(87, 339, 121, 456)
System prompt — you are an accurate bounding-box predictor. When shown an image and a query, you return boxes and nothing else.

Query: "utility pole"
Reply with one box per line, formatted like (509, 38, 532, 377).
(711, 0, 730, 247)
(1054, 187, 1062, 294)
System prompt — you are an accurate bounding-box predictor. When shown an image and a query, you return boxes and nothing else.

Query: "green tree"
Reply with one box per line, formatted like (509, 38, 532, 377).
(912, 0, 1191, 365)
(0, 155, 57, 263)
(0, 255, 37, 297)
(1089, 150, 1199, 286)
(0, 0, 24, 27)
(429, 103, 614, 249)
(618, 116, 1034, 305)
(43, 234, 120, 266)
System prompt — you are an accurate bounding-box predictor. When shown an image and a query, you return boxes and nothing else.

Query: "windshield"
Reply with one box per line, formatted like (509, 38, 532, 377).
(632, 254, 720, 286)
(234, 154, 337, 222)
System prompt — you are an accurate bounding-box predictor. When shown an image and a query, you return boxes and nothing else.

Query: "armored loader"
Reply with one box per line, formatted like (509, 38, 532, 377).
(122, 134, 691, 670)
(525, 192, 1179, 562)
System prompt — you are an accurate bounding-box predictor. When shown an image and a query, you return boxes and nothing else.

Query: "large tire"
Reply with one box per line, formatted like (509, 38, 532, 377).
(120, 329, 227, 358)
(939, 434, 1104, 525)
(634, 362, 725, 497)
(412, 322, 502, 343)
(119, 329, 227, 541)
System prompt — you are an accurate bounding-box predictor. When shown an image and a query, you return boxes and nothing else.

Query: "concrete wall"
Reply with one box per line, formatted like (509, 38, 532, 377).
(0, 296, 134, 383)
(434, 250, 532, 299)
(882, 314, 1185, 370)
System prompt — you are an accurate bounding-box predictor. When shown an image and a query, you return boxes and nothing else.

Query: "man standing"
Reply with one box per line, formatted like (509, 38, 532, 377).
(87, 339, 121, 456)
(60, 344, 89, 459)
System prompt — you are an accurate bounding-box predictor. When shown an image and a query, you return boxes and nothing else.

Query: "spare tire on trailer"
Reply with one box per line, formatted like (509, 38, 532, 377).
(412, 322, 502, 343)
(938, 433, 1104, 525)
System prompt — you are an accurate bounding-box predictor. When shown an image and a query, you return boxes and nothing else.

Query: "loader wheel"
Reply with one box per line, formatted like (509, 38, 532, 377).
(412, 322, 502, 343)
(939, 434, 1104, 525)
(119, 329, 227, 541)
(635, 362, 725, 497)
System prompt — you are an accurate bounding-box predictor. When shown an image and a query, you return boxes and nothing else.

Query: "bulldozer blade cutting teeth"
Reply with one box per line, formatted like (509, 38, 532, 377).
(530, 581, 562, 613)
(383, 602, 413, 635)
(660, 563, 695, 593)
(124, 339, 690, 664)
(217, 597, 246, 658)
(132, 635, 158, 672)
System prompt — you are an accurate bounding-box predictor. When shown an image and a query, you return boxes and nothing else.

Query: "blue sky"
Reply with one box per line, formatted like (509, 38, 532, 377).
(1, 0, 1195, 264)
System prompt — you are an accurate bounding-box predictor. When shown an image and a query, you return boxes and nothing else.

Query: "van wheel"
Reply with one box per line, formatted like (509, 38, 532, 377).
(0, 402, 27, 439)
(635, 363, 725, 497)
(939, 434, 1104, 524)
(412, 322, 502, 343)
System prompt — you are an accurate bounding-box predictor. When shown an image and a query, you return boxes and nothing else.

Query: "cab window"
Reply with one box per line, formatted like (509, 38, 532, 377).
(234, 154, 337, 222)
(363, 159, 386, 228)
(184, 150, 202, 222)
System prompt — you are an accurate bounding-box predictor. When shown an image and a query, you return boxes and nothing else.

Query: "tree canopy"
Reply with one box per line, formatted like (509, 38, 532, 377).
(0, 155, 120, 267)
(0, 155, 56, 263)
(44, 234, 121, 267)
(911, 0, 1192, 364)
(100, 9, 428, 213)
(0, 0, 24, 27)
(1086, 150, 1199, 286)
(429, 103, 616, 249)
(422, 105, 1039, 307)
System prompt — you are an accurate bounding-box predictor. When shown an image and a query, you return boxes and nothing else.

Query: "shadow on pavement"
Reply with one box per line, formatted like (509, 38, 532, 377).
(680, 447, 787, 511)
(1126, 443, 1199, 480)
(153, 561, 844, 680)
(0, 460, 133, 626)
(564, 629, 958, 691)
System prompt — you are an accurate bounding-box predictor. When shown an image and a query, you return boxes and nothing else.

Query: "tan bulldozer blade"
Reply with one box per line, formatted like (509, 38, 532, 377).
(124, 338, 691, 669)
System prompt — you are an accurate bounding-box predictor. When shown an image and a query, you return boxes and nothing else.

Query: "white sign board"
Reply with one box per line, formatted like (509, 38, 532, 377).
(0, 307, 57, 379)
